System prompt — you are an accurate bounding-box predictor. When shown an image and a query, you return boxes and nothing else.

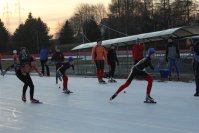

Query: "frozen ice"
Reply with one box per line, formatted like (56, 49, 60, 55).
(0, 75, 198, 133)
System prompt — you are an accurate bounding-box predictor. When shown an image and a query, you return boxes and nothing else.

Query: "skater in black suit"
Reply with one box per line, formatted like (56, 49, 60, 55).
(16, 47, 42, 103)
(110, 48, 156, 103)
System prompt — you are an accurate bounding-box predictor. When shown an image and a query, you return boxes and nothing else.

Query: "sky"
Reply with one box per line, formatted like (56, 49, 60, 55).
(0, 0, 111, 37)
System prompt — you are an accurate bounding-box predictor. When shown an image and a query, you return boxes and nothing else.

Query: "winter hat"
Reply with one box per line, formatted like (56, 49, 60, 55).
(147, 48, 156, 57)
(68, 56, 73, 62)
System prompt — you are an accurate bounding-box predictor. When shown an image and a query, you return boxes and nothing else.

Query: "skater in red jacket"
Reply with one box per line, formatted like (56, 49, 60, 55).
(110, 48, 156, 103)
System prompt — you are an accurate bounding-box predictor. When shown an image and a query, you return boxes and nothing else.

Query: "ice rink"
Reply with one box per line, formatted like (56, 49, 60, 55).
(0, 75, 198, 133)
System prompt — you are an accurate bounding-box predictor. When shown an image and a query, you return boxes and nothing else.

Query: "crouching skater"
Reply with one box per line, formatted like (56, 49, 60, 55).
(110, 48, 157, 103)
(57, 57, 74, 94)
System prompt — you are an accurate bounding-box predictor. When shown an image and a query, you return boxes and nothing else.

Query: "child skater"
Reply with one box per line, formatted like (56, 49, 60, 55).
(57, 57, 74, 94)
(16, 47, 43, 103)
(110, 48, 156, 103)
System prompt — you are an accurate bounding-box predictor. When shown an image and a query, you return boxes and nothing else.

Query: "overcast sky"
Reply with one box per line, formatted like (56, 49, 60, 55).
(0, 0, 111, 36)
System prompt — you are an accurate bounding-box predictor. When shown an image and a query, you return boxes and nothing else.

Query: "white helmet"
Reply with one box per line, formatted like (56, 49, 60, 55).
(13, 50, 17, 54)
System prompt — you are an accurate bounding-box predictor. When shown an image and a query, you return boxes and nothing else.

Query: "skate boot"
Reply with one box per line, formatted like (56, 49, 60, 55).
(30, 98, 40, 103)
(108, 78, 116, 83)
(63, 89, 73, 94)
(22, 95, 26, 102)
(194, 92, 199, 97)
(110, 93, 117, 101)
(99, 79, 106, 84)
(144, 95, 156, 103)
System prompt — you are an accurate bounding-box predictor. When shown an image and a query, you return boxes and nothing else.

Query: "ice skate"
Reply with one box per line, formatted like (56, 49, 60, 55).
(63, 89, 73, 94)
(110, 93, 117, 101)
(30, 98, 40, 103)
(194, 92, 199, 97)
(108, 78, 117, 83)
(22, 95, 26, 102)
(99, 79, 106, 84)
(144, 95, 156, 103)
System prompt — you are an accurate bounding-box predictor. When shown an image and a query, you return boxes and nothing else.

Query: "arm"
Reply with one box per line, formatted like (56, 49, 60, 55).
(115, 50, 119, 64)
(31, 61, 43, 76)
(71, 64, 75, 71)
(176, 44, 180, 58)
(103, 47, 108, 64)
(91, 47, 95, 64)
(149, 60, 154, 70)
(165, 44, 169, 61)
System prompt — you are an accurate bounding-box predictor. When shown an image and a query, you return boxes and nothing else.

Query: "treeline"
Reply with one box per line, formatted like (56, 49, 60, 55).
(0, 0, 199, 54)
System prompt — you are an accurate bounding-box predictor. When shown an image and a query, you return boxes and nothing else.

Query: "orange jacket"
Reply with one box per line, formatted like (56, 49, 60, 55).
(91, 45, 107, 63)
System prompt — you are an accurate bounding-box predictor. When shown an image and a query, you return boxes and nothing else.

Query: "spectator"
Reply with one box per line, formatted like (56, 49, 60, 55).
(165, 38, 180, 80)
(132, 39, 145, 65)
(40, 48, 50, 76)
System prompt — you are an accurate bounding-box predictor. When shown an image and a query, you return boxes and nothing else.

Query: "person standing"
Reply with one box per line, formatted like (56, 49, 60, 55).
(165, 38, 180, 80)
(57, 57, 74, 94)
(186, 39, 199, 96)
(132, 39, 145, 65)
(16, 47, 42, 103)
(107, 45, 119, 82)
(51, 47, 64, 84)
(40, 48, 50, 76)
(110, 48, 156, 103)
(91, 39, 107, 83)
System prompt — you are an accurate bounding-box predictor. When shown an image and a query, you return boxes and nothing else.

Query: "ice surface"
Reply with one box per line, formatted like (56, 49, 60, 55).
(0, 75, 198, 133)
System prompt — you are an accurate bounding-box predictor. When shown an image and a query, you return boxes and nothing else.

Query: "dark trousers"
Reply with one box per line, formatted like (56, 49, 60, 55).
(40, 60, 50, 76)
(194, 62, 199, 93)
(109, 62, 116, 78)
(0, 62, 2, 72)
(16, 69, 34, 99)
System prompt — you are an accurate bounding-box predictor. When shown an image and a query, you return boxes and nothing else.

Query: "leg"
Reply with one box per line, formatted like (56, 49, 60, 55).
(99, 60, 105, 81)
(41, 60, 45, 75)
(144, 75, 153, 96)
(16, 69, 35, 101)
(24, 73, 34, 100)
(95, 60, 102, 82)
(110, 67, 136, 100)
(63, 74, 68, 90)
(168, 58, 173, 78)
(45, 62, 50, 76)
(194, 62, 199, 96)
(0, 62, 2, 73)
(174, 59, 180, 78)
(110, 63, 116, 78)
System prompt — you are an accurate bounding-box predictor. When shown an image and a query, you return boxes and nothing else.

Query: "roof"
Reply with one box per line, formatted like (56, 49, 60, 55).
(72, 26, 199, 50)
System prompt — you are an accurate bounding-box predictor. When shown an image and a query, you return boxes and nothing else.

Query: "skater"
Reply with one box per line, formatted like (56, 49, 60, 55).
(51, 47, 64, 84)
(110, 48, 156, 103)
(132, 39, 145, 65)
(186, 39, 199, 96)
(16, 47, 42, 103)
(107, 45, 119, 82)
(1, 50, 17, 76)
(57, 57, 74, 94)
(165, 38, 180, 80)
(91, 39, 107, 83)
(40, 48, 50, 76)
